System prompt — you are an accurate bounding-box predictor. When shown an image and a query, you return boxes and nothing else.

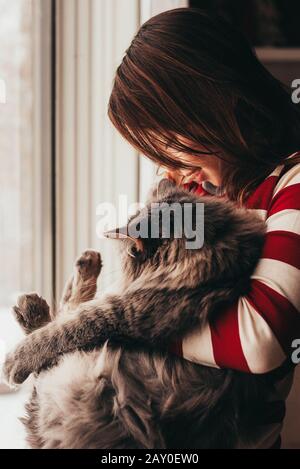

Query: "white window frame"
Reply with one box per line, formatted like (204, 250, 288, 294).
(27, 0, 54, 303)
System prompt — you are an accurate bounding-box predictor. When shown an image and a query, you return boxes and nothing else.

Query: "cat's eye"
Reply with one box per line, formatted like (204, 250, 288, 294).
(127, 245, 138, 258)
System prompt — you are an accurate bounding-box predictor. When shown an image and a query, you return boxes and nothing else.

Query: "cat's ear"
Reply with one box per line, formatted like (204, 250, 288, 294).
(103, 226, 129, 240)
(104, 226, 144, 252)
(148, 178, 176, 202)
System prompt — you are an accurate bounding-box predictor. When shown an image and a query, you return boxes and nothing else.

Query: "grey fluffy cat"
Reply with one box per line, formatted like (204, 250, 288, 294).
(3, 179, 275, 448)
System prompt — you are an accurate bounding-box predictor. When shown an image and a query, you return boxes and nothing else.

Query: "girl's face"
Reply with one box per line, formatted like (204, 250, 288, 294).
(162, 136, 224, 187)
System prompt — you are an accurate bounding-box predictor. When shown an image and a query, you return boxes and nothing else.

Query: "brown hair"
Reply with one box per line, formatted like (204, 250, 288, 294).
(108, 8, 300, 203)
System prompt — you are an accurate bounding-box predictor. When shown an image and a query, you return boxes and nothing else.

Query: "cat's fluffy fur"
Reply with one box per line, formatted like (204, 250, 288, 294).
(4, 179, 274, 448)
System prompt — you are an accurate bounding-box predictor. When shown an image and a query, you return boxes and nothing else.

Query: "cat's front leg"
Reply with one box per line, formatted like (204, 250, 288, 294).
(3, 318, 69, 386)
(2, 290, 124, 386)
(3, 250, 103, 387)
(3, 283, 211, 386)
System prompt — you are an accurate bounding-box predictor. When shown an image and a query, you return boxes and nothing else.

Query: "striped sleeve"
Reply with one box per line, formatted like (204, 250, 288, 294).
(181, 165, 300, 373)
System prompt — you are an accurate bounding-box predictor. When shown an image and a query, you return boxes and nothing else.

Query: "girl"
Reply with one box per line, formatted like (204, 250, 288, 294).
(108, 8, 300, 448)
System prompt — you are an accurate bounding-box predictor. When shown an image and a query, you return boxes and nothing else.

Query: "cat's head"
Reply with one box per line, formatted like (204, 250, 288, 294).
(104, 179, 265, 289)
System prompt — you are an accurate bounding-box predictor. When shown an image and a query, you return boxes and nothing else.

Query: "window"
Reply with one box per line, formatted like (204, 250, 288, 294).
(0, 0, 52, 346)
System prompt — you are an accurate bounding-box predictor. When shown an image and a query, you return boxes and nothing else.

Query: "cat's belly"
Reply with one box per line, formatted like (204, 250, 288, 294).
(28, 347, 108, 449)
(36, 348, 106, 397)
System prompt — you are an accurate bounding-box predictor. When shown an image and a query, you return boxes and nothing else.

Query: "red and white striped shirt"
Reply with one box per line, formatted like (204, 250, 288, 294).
(171, 153, 300, 448)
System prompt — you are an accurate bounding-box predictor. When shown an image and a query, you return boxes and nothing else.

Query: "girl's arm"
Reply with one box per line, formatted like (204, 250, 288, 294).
(173, 164, 300, 373)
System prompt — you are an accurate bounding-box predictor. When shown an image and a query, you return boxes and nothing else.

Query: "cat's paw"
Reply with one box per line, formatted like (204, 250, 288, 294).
(75, 250, 102, 281)
(2, 346, 32, 387)
(13, 293, 51, 334)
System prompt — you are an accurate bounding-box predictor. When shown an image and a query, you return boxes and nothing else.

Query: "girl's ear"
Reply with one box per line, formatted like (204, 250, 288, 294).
(104, 226, 145, 252)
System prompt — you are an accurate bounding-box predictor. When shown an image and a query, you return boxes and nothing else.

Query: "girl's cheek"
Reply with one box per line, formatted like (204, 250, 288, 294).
(163, 170, 183, 185)
(164, 169, 205, 186)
